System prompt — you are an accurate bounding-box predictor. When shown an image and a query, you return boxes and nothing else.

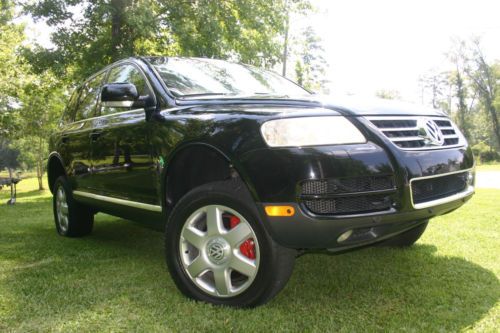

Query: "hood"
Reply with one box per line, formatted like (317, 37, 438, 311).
(175, 93, 446, 117)
(316, 94, 446, 117)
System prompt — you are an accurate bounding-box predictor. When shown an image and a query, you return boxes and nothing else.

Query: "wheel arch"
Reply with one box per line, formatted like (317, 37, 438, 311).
(161, 143, 260, 215)
(47, 152, 67, 194)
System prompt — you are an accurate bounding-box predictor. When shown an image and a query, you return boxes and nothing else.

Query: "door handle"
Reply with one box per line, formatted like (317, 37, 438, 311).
(89, 130, 103, 141)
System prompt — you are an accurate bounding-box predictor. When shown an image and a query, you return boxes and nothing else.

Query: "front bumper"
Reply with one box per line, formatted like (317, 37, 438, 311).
(259, 184, 473, 250)
(240, 139, 475, 250)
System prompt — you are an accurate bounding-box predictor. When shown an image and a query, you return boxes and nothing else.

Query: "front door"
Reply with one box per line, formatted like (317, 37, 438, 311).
(89, 63, 158, 205)
(63, 72, 105, 192)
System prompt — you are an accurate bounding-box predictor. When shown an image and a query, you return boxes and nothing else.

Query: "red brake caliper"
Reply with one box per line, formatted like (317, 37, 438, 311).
(229, 216, 256, 259)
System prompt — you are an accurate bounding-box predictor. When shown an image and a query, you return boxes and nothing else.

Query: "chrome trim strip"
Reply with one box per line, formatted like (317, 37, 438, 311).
(69, 108, 145, 125)
(101, 100, 134, 108)
(73, 190, 162, 212)
(366, 115, 449, 120)
(409, 168, 475, 209)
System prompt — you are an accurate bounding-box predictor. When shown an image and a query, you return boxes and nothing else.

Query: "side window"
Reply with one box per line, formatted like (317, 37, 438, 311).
(75, 72, 105, 121)
(62, 87, 81, 124)
(108, 64, 149, 95)
(102, 64, 151, 115)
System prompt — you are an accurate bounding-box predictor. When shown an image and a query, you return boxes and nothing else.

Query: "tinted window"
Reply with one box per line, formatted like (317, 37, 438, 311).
(75, 72, 105, 121)
(63, 87, 81, 123)
(107, 64, 149, 96)
(102, 64, 150, 115)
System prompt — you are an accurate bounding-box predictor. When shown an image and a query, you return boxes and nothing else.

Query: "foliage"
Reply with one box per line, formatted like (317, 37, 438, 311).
(0, 138, 20, 171)
(293, 25, 329, 93)
(464, 39, 500, 148)
(375, 89, 401, 100)
(0, 3, 26, 139)
(22, 0, 309, 82)
(418, 71, 451, 114)
(421, 38, 500, 156)
(17, 70, 66, 189)
(441, 38, 500, 151)
(472, 141, 500, 163)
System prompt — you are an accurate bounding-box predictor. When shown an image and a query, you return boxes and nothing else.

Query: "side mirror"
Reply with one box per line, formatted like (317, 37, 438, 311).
(101, 83, 139, 108)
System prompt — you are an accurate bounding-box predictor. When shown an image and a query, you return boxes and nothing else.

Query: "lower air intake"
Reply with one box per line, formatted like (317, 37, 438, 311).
(304, 195, 392, 215)
(411, 172, 468, 204)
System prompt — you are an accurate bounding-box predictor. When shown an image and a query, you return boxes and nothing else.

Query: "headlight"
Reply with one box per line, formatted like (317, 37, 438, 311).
(260, 116, 366, 147)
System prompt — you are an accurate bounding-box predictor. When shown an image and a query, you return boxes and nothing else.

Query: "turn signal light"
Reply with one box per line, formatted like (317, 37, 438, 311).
(264, 205, 295, 217)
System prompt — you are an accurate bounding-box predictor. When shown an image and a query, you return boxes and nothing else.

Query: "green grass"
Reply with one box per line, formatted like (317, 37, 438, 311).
(0, 179, 499, 332)
(476, 164, 500, 172)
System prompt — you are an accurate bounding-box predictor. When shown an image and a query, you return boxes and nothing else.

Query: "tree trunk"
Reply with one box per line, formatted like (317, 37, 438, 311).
(455, 71, 469, 138)
(486, 100, 500, 147)
(8, 167, 13, 199)
(37, 136, 44, 190)
(281, 4, 289, 77)
(110, 0, 127, 60)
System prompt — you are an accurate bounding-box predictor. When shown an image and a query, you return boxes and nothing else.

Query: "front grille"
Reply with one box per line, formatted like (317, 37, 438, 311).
(304, 195, 392, 215)
(367, 116, 464, 150)
(300, 175, 395, 215)
(301, 175, 394, 195)
(411, 172, 468, 204)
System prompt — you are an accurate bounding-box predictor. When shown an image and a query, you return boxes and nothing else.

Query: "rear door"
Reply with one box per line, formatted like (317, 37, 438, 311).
(89, 63, 158, 205)
(61, 72, 105, 191)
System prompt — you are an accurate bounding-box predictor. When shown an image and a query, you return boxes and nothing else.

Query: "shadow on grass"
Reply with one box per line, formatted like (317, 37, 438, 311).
(0, 203, 498, 331)
(0, 189, 50, 206)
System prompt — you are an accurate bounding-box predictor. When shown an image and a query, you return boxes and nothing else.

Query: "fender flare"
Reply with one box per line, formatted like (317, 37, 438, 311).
(159, 142, 260, 212)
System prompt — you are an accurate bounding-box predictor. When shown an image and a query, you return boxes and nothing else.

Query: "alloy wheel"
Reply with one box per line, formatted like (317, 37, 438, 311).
(179, 205, 260, 297)
(55, 186, 69, 233)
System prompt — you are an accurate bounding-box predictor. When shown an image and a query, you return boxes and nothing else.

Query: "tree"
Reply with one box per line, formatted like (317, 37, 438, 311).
(0, 138, 20, 199)
(464, 39, 500, 148)
(293, 25, 329, 93)
(418, 71, 451, 111)
(280, 0, 312, 76)
(18, 71, 65, 190)
(375, 89, 401, 100)
(23, 0, 310, 82)
(0, 1, 26, 138)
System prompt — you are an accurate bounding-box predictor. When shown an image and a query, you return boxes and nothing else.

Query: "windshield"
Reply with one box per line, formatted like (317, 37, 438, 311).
(149, 57, 310, 98)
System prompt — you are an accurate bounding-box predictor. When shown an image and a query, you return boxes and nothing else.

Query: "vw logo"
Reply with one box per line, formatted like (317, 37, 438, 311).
(206, 238, 229, 264)
(417, 118, 445, 146)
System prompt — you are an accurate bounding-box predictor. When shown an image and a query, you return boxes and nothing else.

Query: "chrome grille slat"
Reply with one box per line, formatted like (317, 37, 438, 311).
(391, 136, 424, 142)
(379, 127, 419, 131)
(366, 116, 465, 151)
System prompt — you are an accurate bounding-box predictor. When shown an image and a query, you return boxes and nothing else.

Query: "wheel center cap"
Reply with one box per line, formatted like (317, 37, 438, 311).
(206, 237, 230, 264)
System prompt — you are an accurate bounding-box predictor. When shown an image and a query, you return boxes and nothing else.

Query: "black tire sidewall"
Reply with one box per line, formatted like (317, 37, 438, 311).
(53, 177, 71, 236)
(52, 176, 93, 237)
(165, 181, 281, 307)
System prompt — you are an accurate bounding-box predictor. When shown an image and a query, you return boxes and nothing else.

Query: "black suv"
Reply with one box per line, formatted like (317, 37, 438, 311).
(48, 57, 475, 307)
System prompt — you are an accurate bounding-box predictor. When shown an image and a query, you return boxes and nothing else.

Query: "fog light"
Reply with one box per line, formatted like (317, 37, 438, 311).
(337, 229, 353, 243)
(467, 172, 474, 185)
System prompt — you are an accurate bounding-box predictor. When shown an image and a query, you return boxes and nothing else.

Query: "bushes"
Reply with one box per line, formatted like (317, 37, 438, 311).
(472, 141, 500, 163)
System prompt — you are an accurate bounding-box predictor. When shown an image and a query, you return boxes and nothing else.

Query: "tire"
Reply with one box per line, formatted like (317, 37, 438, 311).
(377, 220, 429, 247)
(53, 176, 94, 237)
(165, 180, 296, 307)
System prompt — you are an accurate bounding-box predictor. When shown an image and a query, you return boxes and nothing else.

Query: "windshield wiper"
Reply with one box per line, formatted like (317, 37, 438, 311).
(179, 92, 235, 98)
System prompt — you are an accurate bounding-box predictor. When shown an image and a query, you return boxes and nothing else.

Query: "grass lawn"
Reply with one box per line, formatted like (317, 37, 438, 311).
(0, 178, 499, 332)
(476, 164, 500, 172)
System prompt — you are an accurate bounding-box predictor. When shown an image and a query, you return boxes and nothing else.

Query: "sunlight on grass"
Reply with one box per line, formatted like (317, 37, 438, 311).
(476, 164, 500, 172)
(0, 178, 499, 332)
